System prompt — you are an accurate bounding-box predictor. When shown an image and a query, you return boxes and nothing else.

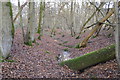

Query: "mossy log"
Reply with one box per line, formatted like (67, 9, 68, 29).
(60, 44, 115, 70)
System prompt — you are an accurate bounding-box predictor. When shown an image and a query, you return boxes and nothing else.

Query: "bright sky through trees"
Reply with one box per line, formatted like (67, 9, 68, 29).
(10, 0, 113, 9)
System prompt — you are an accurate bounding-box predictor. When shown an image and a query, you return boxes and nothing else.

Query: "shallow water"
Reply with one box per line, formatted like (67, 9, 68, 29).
(58, 51, 71, 62)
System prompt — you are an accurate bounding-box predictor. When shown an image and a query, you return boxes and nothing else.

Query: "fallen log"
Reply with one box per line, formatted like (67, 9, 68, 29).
(59, 44, 115, 70)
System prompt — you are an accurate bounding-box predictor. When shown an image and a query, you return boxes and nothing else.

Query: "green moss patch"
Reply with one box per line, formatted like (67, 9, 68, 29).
(24, 41, 32, 46)
(45, 51, 51, 54)
(63, 41, 68, 44)
(63, 48, 69, 51)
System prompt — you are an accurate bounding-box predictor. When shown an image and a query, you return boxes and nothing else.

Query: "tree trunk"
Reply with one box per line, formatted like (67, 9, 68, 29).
(50, 2, 66, 37)
(18, 0, 25, 43)
(13, 2, 27, 23)
(79, 2, 120, 48)
(37, 1, 45, 40)
(0, 2, 2, 78)
(77, 2, 120, 47)
(70, 1, 74, 37)
(60, 44, 115, 70)
(0, 2, 2, 59)
(115, 2, 120, 69)
(0, 2, 14, 58)
(24, 1, 36, 45)
(76, 3, 105, 39)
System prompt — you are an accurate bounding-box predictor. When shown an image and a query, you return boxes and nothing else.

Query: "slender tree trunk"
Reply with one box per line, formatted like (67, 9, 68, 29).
(115, 1, 120, 69)
(25, 1, 36, 45)
(70, 1, 75, 37)
(50, 2, 57, 37)
(0, 2, 14, 58)
(18, 0, 25, 43)
(13, 2, 27, 23)
(41, 1, 45, 36)
(78, 13, 111, 47)
(50, 2, 66, 37)
(76, 3, 105, 39)
(38, 0, 45, 40)
(0, 2, 2, 59)
(73, 2, 76, 36)
(78, 2, 120, 48)
(0, 2, 2, 78)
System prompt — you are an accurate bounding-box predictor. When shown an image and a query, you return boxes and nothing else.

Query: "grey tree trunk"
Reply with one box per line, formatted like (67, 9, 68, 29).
(18, 0, 23, 29)
(25, 1, 36, 45)
(18, 0, 25, 43)
(115, 2, 120, 69)
(13, 2, 27, 23)
(38, 0, 45, 39)
(0, 2, 14, 58)
(0, 2, 2, 59)
(70, 1, 75, 37)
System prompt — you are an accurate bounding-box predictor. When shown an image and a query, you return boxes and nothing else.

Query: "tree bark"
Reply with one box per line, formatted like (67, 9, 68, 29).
(0, 2, 2, 59)
(115, 2, 120, 69)
(70, 1, 75, 37)
(0, 2, 14, 58)
(24, 1, 36, 45)
(37, 1, 45, 39)
(18, 0, 25, 43)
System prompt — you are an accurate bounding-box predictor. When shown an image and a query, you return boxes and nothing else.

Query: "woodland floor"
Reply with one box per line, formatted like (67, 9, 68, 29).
(2, 28, 120, 78)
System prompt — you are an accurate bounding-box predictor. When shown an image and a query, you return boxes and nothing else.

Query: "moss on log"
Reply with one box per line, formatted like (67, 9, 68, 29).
(59, 44, 115, 70)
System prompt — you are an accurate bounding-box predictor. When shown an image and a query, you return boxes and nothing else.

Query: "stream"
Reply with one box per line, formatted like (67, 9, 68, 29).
(58, 51, 71, 62)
